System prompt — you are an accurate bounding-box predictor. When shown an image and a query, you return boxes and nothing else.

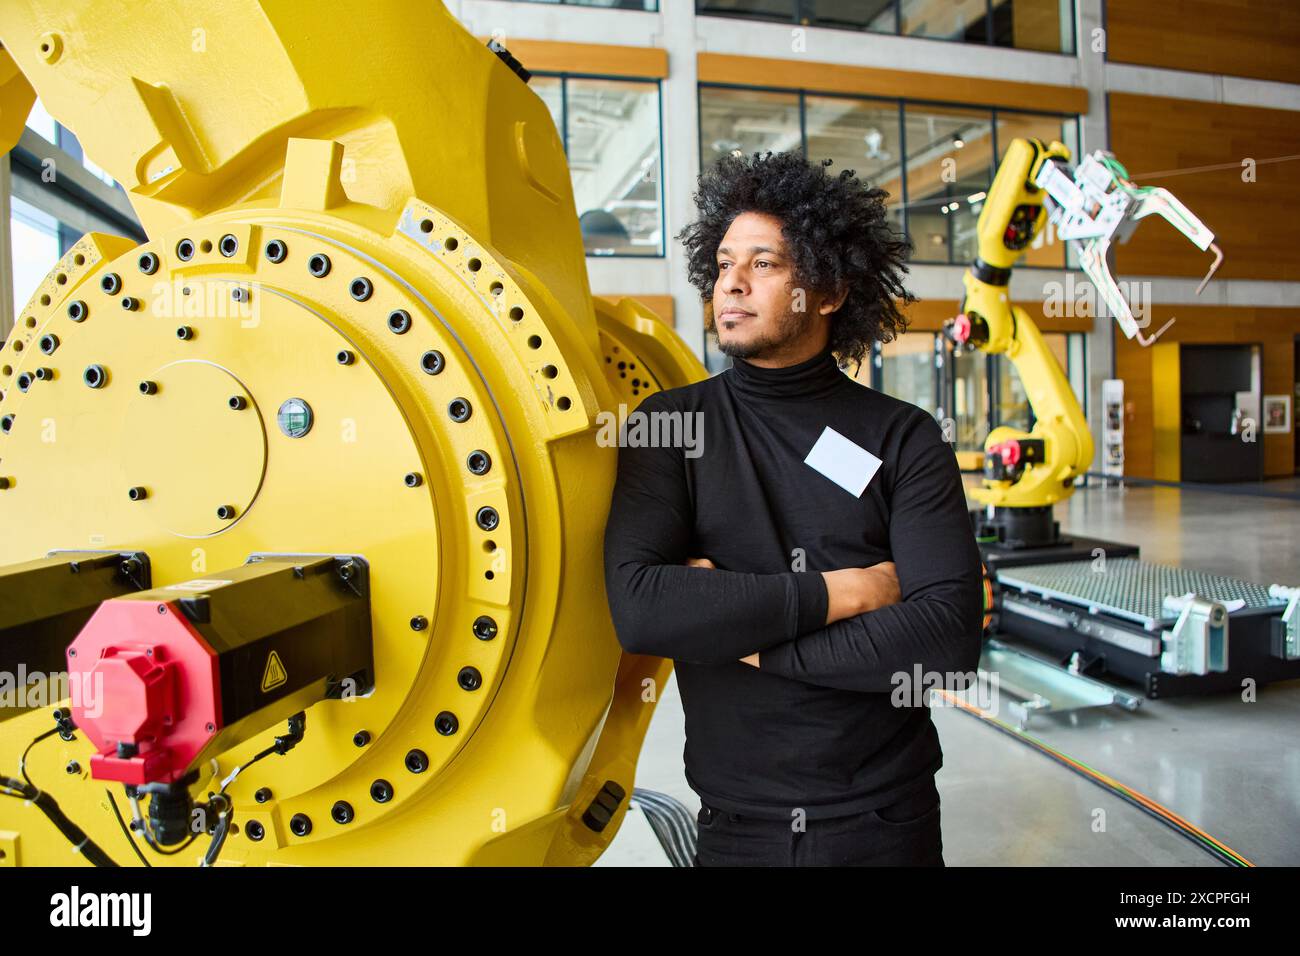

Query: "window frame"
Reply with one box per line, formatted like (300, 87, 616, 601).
(698, 81, 1078, 271)
(535, 70, 668, 259)
(695, 0, 1078, 56)
(516, 0, 660, 10)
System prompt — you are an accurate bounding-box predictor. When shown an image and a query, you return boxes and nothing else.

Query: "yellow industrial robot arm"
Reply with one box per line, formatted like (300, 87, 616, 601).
(0, 45, 36, 155)
(944, 138, 1091, 512)
(943, 138, 1222, 526)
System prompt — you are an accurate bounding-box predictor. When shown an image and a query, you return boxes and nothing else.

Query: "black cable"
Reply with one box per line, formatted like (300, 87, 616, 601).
(131, 801, 200, 857)
(80, 711, 307, 866)
(15, 714, 267, 867)
(219, 712, 307, 794)
(218, 743, 277, 794)
(141, 832, 200, 856)
(0, 774, 118, 867)
(201, 795, 233, 867)
(19, 727, 59, 788)
(105, 789, 150, 867)
(199, 713, 305, 865)
(202, 817, 230, 867)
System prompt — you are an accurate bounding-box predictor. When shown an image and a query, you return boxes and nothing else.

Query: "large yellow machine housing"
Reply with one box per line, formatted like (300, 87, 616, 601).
(0, 1, 704, 865)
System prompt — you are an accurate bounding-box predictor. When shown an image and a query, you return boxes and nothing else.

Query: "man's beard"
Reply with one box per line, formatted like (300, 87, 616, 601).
(713, 302, 812, 361)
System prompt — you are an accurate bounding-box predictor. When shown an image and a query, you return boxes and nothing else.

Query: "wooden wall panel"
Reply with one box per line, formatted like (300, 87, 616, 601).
(1106, 1, 1300, 86)
(1013, 0, 1069, 53)
(1109, 92, 1300, 282)
(1114, 303, 1298, 479)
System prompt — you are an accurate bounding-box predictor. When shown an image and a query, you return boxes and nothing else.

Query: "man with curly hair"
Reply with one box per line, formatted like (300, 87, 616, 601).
(603, 150, 984, 866)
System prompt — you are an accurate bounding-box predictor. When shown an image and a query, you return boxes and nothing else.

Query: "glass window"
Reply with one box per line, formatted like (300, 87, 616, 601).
(533, 76, 564, 145)
(900, 0, 991, 43)
(1066, 331, 1086, 410)
(994, 354, 1031, 432)
(808, 0, 897, 32)
(953, 348, 990, 452)
(698, 89, 1075, 272)
(563, 77, 663, 256)
(696, 0, 797, 24)
(54, 126, 117, 189)
(24, 98, 57, 144)
(10, 196, 61, 317)
(903, 104, 995, 265)
(881, 333, 937, 415)
(990, 0, 1075, 53)
(805, 95, 905, 236)
(940, 329, 1088, 458)
(80, 153, 116, 188)
(699, 86, 801, 169)
(522, 0, 659, 9)
(24, 98, 118, 188)
(703, 0, 1074, 51)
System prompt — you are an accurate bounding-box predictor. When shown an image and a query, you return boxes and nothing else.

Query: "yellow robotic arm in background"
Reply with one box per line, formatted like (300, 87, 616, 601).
(944, 138, 1221, 548)
(0, 1, 704, 866)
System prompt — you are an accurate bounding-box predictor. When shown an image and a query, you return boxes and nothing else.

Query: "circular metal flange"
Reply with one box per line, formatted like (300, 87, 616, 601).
(0, 203, 627, 862)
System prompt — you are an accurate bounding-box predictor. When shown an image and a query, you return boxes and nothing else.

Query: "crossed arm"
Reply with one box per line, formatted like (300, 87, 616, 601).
(602, 395, 984, 685)
(602, 396, 833, 665)
(754, 416, 985, 692)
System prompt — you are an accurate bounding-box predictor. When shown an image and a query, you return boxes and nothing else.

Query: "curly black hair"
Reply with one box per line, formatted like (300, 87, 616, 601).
(676, 149, 916, 370)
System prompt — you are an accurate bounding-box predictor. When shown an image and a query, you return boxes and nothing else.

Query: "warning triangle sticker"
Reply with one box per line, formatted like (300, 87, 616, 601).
(261, 650, 288, 692)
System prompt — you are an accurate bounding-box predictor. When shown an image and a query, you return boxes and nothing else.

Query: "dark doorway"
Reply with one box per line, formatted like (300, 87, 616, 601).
(1180, 344, 1263, 483)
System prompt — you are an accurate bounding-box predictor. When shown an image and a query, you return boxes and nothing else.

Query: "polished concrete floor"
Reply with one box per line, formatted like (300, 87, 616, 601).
(596, 479, 1300, 866)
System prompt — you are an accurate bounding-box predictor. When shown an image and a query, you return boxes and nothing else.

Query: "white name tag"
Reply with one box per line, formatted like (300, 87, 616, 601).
(803, 426, 882, 497)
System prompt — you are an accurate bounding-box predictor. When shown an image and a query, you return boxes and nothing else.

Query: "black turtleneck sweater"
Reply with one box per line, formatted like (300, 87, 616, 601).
(602, 342, 984, 821)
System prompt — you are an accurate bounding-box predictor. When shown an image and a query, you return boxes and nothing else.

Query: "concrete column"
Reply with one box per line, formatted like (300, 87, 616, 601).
(657, 0, 704, 365)
(1078, 0, 1111, 472)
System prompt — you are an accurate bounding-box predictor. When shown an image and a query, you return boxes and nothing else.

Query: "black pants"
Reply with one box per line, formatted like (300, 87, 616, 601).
(693, 777, 944, 867)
